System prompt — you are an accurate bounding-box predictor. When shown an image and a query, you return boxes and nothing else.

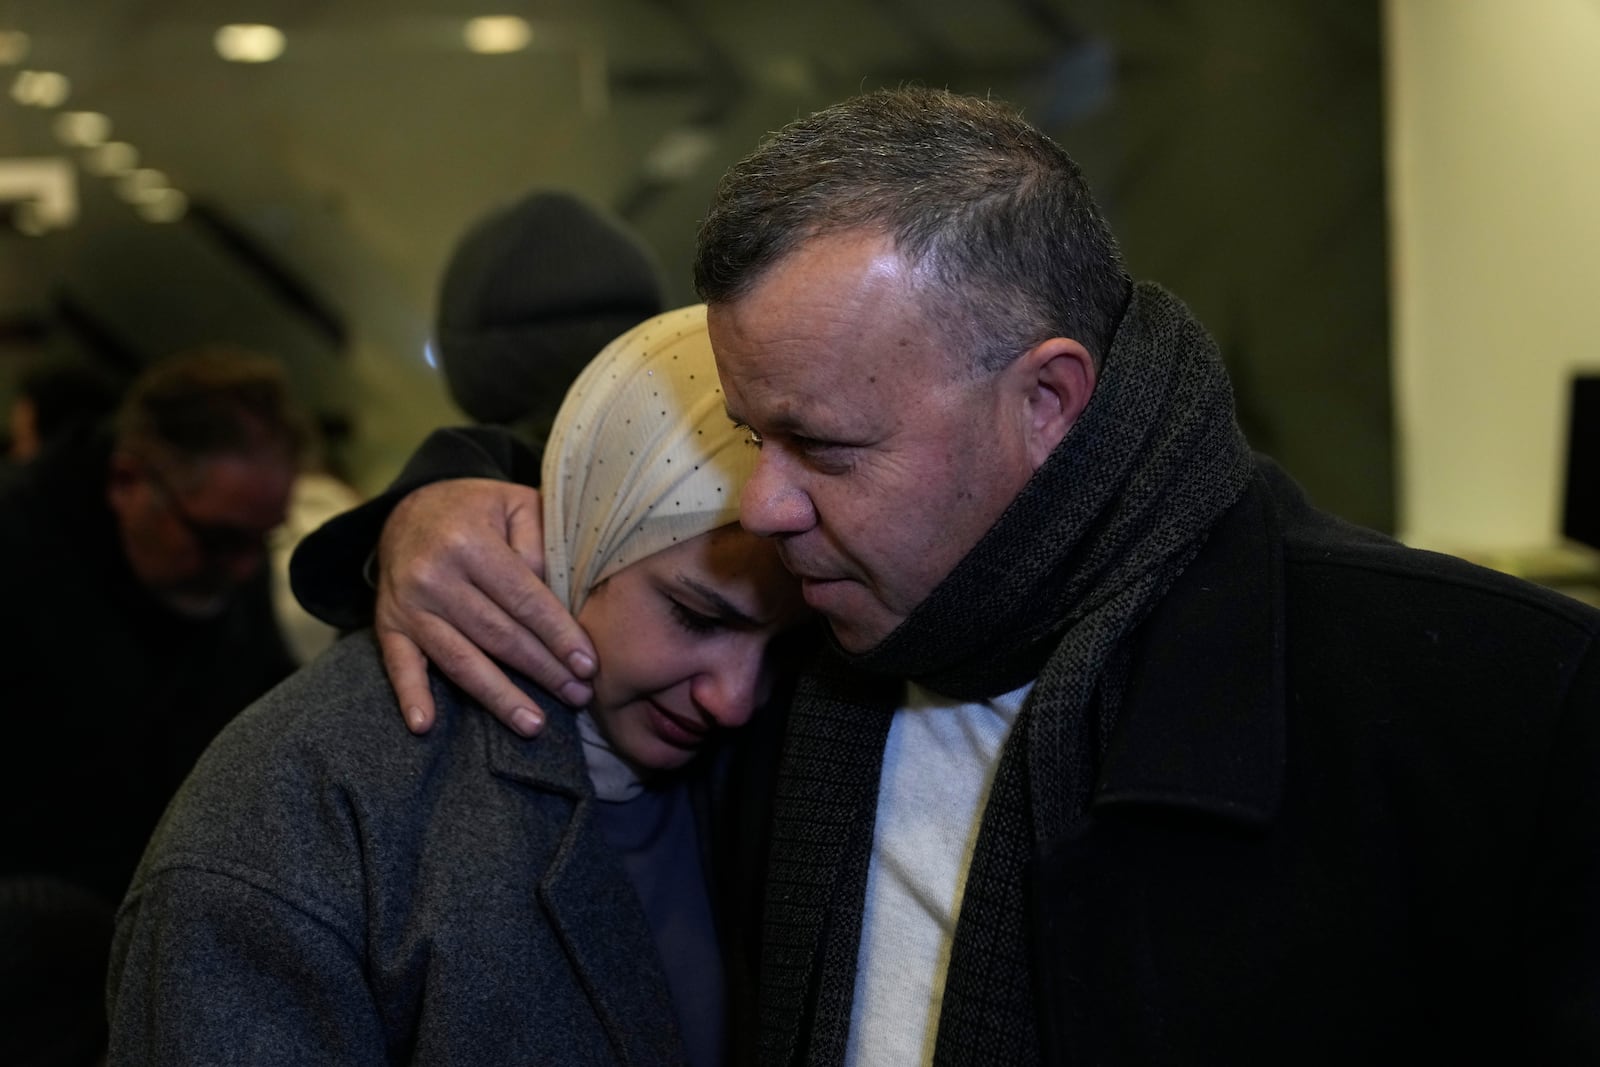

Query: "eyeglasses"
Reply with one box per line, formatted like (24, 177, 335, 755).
(143, 462, 271, 560)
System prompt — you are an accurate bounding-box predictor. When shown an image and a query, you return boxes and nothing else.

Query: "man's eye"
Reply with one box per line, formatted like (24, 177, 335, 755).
(670, 600, 720, 634)
(796, 438, 854, 473)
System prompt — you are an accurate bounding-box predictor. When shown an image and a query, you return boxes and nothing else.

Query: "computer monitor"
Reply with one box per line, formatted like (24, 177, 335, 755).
(1562, 374, 1600, 550)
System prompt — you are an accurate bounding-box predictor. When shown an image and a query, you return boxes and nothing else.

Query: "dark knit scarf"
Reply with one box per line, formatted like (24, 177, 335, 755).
(756, 283, 1255, 1066)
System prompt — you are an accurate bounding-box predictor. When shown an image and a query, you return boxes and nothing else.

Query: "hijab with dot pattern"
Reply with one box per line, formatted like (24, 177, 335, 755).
(542, 304, 754, 616)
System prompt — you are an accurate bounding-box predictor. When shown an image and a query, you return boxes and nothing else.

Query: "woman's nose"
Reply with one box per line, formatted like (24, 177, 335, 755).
(689, 653, 765, 730)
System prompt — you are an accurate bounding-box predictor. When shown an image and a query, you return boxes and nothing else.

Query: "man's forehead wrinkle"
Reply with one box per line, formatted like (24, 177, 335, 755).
(725, 328, 826, 389)
(761, 327, 847, 369)
(720, 365, 806, 432)
(739, 387, 810, 434)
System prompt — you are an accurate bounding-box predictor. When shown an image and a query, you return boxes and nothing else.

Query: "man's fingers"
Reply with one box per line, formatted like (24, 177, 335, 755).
(378, 580, 553, 735)
(373, 475, 592, 715)
(396, 613, 548, 737)
(390, 576, 590, 708)
(497, 567, 598, 701)
(441, 533, 594, 705)
(378, 580, 555, 736)
(504, 486, 547, 578)
(453, 604, 593, 709)
(376, 629, 438, 735)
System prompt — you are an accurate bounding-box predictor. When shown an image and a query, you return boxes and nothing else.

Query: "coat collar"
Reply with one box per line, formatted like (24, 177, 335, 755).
(1091, 463, 1286, 826)
(480, 688, 689, 1066)
(481, 686, 591, 796)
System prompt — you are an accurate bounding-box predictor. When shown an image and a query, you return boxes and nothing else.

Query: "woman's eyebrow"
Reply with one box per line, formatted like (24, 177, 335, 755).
(675, 574, 761, 628)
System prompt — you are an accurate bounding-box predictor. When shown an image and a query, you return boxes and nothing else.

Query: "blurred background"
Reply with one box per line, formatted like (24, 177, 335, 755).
(1, 0, 1597, 574)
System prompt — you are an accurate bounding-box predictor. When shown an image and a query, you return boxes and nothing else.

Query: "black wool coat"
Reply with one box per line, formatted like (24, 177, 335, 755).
(961, 459, 1598, 1065)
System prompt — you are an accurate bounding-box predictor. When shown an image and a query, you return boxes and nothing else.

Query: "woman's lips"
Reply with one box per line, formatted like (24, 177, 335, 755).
(646, 701, 708, 749)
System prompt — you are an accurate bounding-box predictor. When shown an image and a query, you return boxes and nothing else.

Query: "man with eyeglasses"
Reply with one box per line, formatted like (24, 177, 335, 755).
(0, 348, 304, 907)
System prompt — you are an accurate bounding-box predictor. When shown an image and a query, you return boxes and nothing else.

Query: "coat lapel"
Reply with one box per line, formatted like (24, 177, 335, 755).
(1094, 467, 1286, 824)
(484, 701, 686, 1066)
(1031, 470, 1289, 1064)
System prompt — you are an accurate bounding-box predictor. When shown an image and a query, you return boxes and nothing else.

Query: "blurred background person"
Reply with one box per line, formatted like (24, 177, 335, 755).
(0, 346, 305, 906)
(2, 359, 123, 480)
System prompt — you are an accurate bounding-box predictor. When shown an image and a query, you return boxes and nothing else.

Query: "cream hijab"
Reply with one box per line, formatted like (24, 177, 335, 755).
(542, 302, 753, 621)
(543, 305, 755, 800)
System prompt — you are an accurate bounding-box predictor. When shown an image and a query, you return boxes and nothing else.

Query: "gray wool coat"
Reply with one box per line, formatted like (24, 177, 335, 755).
(106, 630, 690, 1066)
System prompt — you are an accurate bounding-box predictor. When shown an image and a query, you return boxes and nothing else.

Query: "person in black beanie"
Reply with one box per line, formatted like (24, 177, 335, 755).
(284, 191, 665, 644)
(434, 189, 665, 453)
(291, 90, 1599, 1065)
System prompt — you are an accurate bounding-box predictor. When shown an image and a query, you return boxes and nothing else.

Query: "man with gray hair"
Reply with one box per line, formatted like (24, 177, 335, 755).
(294, 88, 1599, 1064)
(0, 348, 303, 904)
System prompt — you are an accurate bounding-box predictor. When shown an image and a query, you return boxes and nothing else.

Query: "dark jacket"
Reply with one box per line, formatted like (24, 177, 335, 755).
(0, 429, 293, 902)
(995, 460, 1597, 1063)
(107, 631, 694, 1066)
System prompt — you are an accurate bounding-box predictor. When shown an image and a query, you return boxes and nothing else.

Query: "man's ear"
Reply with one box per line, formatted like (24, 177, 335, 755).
(1014, 337, 1096, 470)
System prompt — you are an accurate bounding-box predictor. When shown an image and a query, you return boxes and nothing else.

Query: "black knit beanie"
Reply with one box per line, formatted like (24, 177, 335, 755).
(434, 191, 665, 434)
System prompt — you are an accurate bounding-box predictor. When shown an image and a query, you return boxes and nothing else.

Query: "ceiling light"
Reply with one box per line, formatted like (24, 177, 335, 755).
(116, 168, 169, 203)
(136, 188, 188, 224)
(215, 24, 286, 63)
(54, 111, 112, 148)
(12, 201, 50, 237)
(463, 16, 532, 54)
(0, 30, 30, 65)
(84, 141, 139, 177)
(10, 69, 70, 107)
(642, 126, 717, 182)
(0, 157, 76, 232)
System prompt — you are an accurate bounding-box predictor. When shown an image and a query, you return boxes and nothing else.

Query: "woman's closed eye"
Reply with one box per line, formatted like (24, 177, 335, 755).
(670, 599, 722, 634)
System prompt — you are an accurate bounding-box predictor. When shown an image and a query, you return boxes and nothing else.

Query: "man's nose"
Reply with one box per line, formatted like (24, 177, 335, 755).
(690, 655, 764, 730)
(740, 449, 816, 537)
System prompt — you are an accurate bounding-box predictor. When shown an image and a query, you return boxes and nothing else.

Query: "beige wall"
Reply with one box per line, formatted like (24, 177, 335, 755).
(1386, 0, 1600, 550)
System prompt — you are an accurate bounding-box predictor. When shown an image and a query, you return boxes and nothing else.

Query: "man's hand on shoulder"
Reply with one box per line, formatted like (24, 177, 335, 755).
(373, 478, 596, 737)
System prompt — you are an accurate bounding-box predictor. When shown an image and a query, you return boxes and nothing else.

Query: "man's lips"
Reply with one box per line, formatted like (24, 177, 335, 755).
(646, 701, 709, 749)
(776, 544, 843, 585)
(775, 546, 856, 611)
(794, 574, 850, 611)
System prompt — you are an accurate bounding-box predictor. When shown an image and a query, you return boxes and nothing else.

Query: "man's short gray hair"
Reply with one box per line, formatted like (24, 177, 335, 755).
(693, 87, 1131, 373)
